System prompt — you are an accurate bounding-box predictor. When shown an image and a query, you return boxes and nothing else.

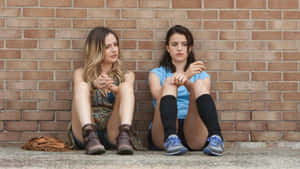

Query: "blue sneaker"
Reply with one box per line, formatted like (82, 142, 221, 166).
(164, 134, 188, 156)
(203, 135, 224, 156)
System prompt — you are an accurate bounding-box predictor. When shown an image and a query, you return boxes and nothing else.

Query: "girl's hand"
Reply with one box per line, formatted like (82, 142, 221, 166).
(92, 73, 114, 90)
(108, 83, 119, 94)
(172, 72, 188, 86)
(185, 61, 206, 79)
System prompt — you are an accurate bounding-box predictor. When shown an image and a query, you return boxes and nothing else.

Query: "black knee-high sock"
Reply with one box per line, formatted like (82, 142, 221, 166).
(160, 95, 177, 141)
(196, 94, 222, 138)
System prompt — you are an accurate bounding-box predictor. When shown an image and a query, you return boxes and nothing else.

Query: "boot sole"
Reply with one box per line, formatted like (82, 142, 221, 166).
(87, 147, 106, 155)
(117, 148, 133, 155)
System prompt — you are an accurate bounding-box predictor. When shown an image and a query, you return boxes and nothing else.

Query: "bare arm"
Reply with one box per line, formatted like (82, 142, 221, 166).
(148, 72, 162, 101)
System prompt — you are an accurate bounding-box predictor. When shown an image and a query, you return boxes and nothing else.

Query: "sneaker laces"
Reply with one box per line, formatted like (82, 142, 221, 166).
(165, 136, 181, 147)
(208, 135, 223, 147)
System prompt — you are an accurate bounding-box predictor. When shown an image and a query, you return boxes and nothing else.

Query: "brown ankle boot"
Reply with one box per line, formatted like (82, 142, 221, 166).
(82, 124, 105, 155)
(117, 124, 133, 155)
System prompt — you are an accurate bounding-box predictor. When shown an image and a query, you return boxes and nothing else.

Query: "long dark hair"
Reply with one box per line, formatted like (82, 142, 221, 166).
(160, 25, 195, 73)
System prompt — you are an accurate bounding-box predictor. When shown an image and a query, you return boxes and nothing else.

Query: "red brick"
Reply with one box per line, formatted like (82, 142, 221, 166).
(23, 8, 54, 17)
(40, 0, 71, 7)
(106, 20, 136, 29)
(252, 111, 281, 120)
(0, 8, 20, 16)
(284, 93, 300, 101)
(188, 11, 217, 19)
(39, 19, 71, 28)
(23, 111, 54, 120)
(236, 102, 265, 111)
(204, 21, 233, 30)
(269, 21, 298, 30)
(284, 73, 300, 81)
(0, 91, 20, 99)
(237, 0, 266, 8)
(40, 40, 70, 49)
(72, 40, 85, 49)
(251, 92, 280, 101)
(194, 51, 218, 61)
(269, 82, 297, 91)
(107, 0, 137, 8)
(236, 121, 266, 130)
(22, 91, 53, 100)
(6, 121, 37, 131)
(269, 0, 298, 9)
(122, 9, 152, 18)
(56, 50, 82, 60)
(87, 9, 120, 18)
(268, 102, 297, 111)
(206, 62, 234, 71)
(121, 61, 137, 71)
(6, 101, 36, 110)
(6, 40, 37, 48)
(56, 92, 72, 100)
(212, 82, 233, 91)
(204, 0, 233, 8)
(7, 0, 38, 6)
(173, 0, 201, 8)
(55, 72, 73, 81)
(40, 61, 71, 70)
(137, 19, 169, 29)
(7, 81, 36, 90)
(40, 121, 69, 131)
(284, 112, 300, 120)
(0, 50, 20, 59)
(120, 40, 136, 49)
(251, 132, 281, 141)
(237, 41, 267, 50)
(135, 72, 148, 80)
(134, 111, 153, 121)
(269, 41, 297, 50)
(7, 18, 38, 27)
(154, 10, 186, 18)
(121, 51, 152, 60)
(219, 72, 249, 81)
(0, 72, 20, 80)
(235, 81, 266, 91)
(219, 92, 249, 101)
(252, 72, 281, 81)
(220, 111, 250, 120)
(223, 132, 249, 141)
(253, 31, 281, 40)
(252, 11, 281, 19)
(220, 32, 250, 40)
(284, 11, 300, 19)
(284, 32, 300, 40)
(56, 9, 86, 18)
(236, 21, 266, 30)
(56, 111, 71, 120)
(39, 81, 70, 90)
(39, 101, 71, 111)
(220, 11, 249, 19)
(220, 122, 234, 131)
(0, 111, 21, 120)
(0, 133, 21, 141)
(139, 0, 169, 8)
(284, 132, 300, 141)
(122, 30, 152, 39)
(73, 19, 104, 28)
(0, 121, 3, 131)
(138, 41, 163, 50)
(202, 41, 234, 50)
(0, 30, 21, 39)
(237, 62, 266, 71)
(23, 71, 53, 80)
(268, 121, 297, 131)
(6, 61, 37, 70)
(24, 30, 55, 39)
(74, 0, 104, 7)
(56, 30, 88, 39)
(269, 62, 297, 71)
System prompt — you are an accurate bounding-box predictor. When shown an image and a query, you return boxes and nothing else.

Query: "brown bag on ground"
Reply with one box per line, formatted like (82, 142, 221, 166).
(22, 136, 72, 152)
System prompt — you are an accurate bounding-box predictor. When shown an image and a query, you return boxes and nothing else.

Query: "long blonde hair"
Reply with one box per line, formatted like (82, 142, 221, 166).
(83, 27, 123, 84)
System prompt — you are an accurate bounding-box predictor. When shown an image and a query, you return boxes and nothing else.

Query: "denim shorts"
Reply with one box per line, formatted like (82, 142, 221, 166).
(148, 119, 194, 151)
(69, 126, 116, 150)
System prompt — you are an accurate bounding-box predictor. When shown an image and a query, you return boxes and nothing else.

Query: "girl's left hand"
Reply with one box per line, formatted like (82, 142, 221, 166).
(172, 72, 188, 86)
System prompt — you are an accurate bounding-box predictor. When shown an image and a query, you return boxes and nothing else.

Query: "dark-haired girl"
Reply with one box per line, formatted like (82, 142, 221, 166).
(148, 25, 224, 156)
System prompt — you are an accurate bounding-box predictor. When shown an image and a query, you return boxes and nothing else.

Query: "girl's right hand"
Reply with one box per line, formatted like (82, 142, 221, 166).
(92, 74, 114, 90)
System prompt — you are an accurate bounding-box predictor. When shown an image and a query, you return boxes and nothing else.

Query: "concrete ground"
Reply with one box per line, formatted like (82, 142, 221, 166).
(0, 146, 300, 169)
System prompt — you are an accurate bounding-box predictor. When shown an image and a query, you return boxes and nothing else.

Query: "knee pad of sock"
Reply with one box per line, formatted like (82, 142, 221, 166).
(160, 95, 177, 119)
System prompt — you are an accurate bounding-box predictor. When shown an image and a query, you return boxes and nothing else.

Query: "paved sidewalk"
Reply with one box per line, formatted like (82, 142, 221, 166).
(0, 146, 300, 169)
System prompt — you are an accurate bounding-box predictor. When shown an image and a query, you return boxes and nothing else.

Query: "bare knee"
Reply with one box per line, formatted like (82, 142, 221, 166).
(192, 77, 211, 98)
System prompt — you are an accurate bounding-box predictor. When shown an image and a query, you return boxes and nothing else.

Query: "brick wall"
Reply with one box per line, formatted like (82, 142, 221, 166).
(1, 0, 300, 146)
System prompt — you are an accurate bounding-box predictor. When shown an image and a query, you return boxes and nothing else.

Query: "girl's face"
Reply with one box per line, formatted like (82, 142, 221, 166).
(166, 33, 190, 63)
(103, 33, 119, 64)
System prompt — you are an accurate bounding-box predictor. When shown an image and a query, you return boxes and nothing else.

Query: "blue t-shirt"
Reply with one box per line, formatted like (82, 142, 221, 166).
(150, 66, 210, 119)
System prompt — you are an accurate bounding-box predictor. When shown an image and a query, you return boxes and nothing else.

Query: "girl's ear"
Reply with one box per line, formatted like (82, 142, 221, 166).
(166, 45, 170, 53)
